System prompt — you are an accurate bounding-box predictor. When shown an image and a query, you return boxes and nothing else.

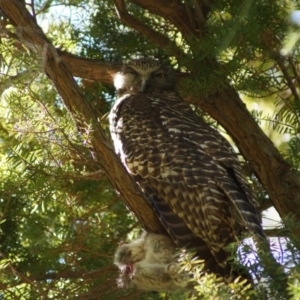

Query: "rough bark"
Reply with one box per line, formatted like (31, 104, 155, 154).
(196, 89, 300, 222)
(1, 0, 300, 238)
(0, 0, 163, 234)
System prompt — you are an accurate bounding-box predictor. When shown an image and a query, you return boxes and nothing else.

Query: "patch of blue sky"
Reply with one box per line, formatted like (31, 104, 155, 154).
(36, 1, 93, 34)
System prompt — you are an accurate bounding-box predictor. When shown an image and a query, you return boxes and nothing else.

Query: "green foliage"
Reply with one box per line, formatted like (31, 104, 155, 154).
(0, 36, 135, 299)
(1, 0, 300, 299)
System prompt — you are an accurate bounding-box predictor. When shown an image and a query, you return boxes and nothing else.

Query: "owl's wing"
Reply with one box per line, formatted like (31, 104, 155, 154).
(110, 92, 265, 268)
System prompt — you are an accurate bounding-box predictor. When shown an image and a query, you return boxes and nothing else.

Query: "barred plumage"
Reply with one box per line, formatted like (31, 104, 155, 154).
(109, 58, 266, 279)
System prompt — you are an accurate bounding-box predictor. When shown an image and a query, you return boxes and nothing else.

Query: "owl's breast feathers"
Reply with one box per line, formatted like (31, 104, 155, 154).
(109, 91, 265, 267)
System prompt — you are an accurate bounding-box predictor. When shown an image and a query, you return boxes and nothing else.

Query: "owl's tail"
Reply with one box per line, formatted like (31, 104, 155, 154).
(149, 191, 253, 285)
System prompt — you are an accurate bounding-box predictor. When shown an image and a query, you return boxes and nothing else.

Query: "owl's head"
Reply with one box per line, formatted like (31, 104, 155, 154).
(114, 241, 146, 265)
(114, 58, 175, 97)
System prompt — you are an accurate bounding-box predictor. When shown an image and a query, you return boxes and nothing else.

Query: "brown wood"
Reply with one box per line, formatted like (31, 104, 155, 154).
(1, 0, 299, 239)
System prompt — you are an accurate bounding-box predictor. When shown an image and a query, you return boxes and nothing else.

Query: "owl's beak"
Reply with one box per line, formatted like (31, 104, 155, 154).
(139, 78, 149, 93)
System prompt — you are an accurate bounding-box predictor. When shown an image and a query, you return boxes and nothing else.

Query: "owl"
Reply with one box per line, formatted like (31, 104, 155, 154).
(109, 58, 266, 281)
(114, 233, 189, 291)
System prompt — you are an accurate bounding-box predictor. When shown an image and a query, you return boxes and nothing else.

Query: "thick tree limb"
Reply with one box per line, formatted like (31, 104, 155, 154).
(192, 88, 300, 229)
(111, 1, 300, 232)
(57, 50, 300, 225)
(0, 0, 164, 234)
(59, 51, 121, 84)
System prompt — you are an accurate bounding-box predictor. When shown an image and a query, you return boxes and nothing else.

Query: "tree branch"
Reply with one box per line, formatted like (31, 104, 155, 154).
(275, 55, 300, 104)
(264, 227, 289, 237)
(188, 87, 300, 232)
(56, 48, 300, 228)
(130, 0, 199, 37)
(0, 0, 164, 234)
(2, 0, 300, 242)
(113, 0, 185, 60)
(59, 50, 121, 83)
(288, 55, 300, 89)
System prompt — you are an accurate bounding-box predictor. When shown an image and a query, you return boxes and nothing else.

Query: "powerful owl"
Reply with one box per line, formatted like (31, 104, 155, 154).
(109, 58, 266, 280)
(114, 233, 188, 291)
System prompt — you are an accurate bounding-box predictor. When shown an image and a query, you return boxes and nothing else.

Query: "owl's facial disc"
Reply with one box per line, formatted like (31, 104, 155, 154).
(114, 59, 175, 97)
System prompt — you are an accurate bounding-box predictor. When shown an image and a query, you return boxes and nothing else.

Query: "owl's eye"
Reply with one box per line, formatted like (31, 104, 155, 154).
(125, 70, 137, 76)
(154, 72, 165, 78)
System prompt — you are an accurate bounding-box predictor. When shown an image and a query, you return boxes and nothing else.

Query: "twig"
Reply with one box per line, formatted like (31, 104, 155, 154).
(192, 0, 207, 26)
(28, 0, 37, 21)
(275, 54, 300, 103)
(114, 0, 184, 61)
(288, 55, 300, 89)
(264, 227, 289, 237)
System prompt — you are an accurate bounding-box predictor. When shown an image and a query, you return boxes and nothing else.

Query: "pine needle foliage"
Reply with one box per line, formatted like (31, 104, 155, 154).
(1, 0, 300, 299)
